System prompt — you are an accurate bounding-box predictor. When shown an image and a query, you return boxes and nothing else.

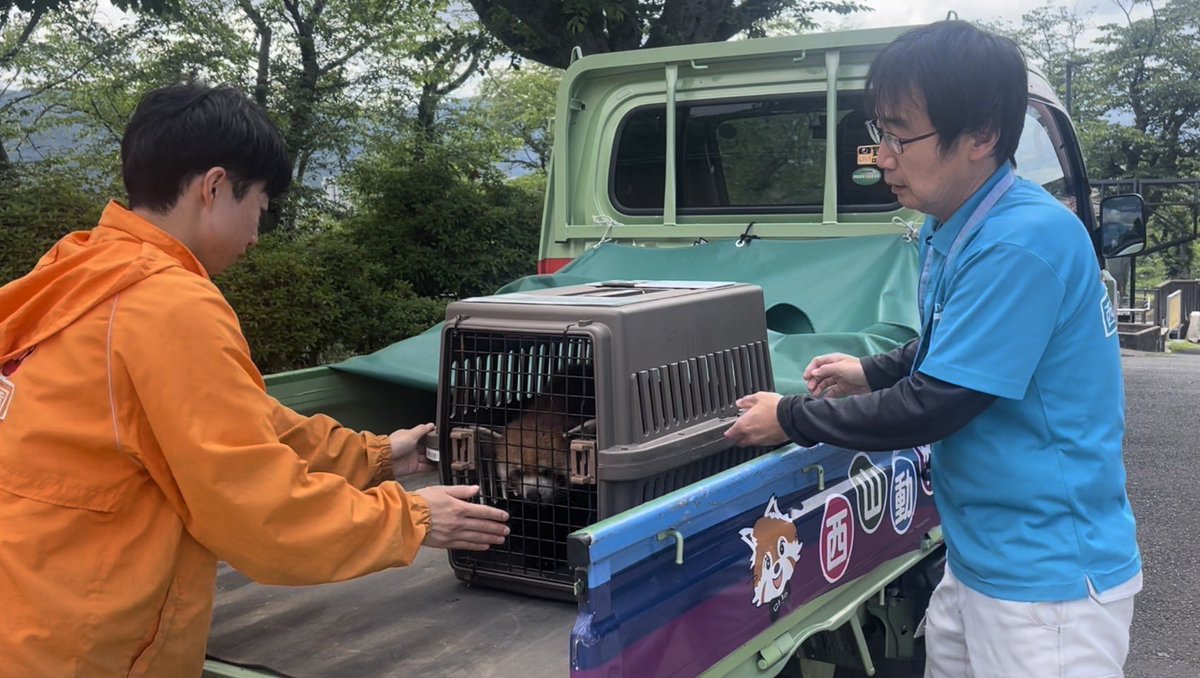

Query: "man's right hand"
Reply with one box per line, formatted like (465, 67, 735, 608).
(414, 485, 510, 551)
(803, 353, 870, 398)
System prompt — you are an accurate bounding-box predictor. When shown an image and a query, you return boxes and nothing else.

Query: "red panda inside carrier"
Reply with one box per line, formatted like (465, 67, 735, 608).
(435, 281, 775, 599)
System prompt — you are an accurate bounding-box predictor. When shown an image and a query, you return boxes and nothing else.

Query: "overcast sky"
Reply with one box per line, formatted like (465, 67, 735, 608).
(91, 1, 1152, 50)
(814, 0, 1150, 43)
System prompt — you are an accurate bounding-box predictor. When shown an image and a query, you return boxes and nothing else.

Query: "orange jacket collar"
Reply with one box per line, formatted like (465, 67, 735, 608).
(0, 202, 208, 363)
(97, 201, 210, 280)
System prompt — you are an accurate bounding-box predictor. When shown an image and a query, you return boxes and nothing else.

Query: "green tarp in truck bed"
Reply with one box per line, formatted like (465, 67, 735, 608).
(333, 235, 920, 394)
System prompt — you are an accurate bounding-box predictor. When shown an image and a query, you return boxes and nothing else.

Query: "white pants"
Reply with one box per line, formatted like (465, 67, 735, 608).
(923, 565, 1135, 678)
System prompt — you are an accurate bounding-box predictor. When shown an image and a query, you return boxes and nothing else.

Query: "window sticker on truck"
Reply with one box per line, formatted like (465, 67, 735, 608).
(857, 143, 879, 166)
(852, 167, 882, 185)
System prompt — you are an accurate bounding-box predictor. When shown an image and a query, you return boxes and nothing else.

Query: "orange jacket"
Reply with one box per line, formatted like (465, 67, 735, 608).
(0, 202, 430, 676)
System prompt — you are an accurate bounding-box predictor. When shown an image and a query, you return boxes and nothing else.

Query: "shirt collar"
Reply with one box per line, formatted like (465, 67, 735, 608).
(927, 163, 1013, 257)
(96, 201, 211, 279)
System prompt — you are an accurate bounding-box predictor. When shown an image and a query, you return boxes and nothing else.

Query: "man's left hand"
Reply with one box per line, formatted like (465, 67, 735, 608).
(724, 391, 789, 447)
(389, 422, 437, 477)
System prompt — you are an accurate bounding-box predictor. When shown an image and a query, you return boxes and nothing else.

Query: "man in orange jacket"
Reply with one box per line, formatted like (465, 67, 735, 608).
(0, 83, 511, 676)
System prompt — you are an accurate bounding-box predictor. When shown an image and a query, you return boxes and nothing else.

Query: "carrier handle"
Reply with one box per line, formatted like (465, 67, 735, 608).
(420, 430, 440, 463)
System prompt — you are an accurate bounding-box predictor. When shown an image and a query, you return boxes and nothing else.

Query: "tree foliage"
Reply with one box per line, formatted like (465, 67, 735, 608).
(0, 160, 106, 283)
(346, 141, 542, 300)
(470, 61, 560, 172)
(0, 0, 182, 167)
(216, 229, 448, 372)
(1086, 0, 1200, 179)
(468, 0, 865, 68)
(995, 0, 1200, 280)
(996, 0, 1200, 179)
(407, 8, 503, 146)
(3, 1, 254, 176)
(5, 0, 435, 223)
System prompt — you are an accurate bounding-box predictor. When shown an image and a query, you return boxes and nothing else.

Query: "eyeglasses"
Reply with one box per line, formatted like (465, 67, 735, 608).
(865, 118, 937, 155)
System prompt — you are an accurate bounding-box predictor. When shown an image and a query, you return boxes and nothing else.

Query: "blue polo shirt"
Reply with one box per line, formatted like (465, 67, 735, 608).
(915, 163, 1141, 602)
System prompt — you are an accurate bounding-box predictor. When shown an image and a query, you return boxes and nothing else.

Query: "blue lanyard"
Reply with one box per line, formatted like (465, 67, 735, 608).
(912, 168, 1016, 373)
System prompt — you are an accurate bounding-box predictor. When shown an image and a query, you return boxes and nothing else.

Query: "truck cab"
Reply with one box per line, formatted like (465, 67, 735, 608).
(538, 26, 1097, 270)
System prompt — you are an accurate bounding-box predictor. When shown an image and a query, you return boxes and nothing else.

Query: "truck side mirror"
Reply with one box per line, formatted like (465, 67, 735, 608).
(1099, 194, 1146, 258)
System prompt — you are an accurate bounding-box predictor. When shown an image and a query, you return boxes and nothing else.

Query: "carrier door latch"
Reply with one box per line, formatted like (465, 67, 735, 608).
(569, 439, 596, 485)
(568, 418, 598, 486)
(449, 427, 479, 472)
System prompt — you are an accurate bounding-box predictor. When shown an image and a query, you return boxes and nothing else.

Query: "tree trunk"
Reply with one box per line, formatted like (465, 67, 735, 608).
(282, 0, 324, 188)
(236, 0, 273, 107)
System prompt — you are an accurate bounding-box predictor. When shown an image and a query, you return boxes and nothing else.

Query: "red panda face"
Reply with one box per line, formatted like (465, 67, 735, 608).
(740, 496, 803, 608)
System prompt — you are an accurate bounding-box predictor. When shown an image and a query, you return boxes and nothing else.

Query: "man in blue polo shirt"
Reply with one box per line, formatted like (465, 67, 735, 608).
(725, 20, 1140, 677)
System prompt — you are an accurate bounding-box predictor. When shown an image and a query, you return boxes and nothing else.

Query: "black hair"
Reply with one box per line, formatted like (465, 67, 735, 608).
(121, 83, 292, 212)
(865, 21, 1027, 165)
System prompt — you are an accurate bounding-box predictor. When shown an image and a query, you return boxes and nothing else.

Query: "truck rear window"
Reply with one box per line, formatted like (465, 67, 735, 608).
(611, 94, 899, 214)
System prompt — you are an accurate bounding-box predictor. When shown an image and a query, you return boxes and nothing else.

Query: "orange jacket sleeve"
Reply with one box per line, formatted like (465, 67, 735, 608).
(268, 401, 394, 490)
(113, 277, 429, 585)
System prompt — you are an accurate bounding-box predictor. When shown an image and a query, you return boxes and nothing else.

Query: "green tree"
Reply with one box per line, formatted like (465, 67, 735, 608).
(5, 1, 253, 178)
(346, 141, 542, 300)
(9, 0, 436, 227)
(1087, 0, 1200, 178)
(470, 61, 560, 172)
(0, 160, 108, 284)
(230, 0, 426, 187)
(998, 0, 1200, 280)
(1089, 0, 1200, 279)
(408, 9, 502, 147)
(0, 0, 182, 168)
(469, 0, 864, 69)
(216, 229, 447, 372)
(990, 6, 1091, 95)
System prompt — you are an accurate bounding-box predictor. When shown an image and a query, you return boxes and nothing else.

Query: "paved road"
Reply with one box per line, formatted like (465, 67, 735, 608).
(1122, 352, 1200, 678)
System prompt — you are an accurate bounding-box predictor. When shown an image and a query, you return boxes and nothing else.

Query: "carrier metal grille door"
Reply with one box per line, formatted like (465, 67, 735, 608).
(444, 330, 597, 586)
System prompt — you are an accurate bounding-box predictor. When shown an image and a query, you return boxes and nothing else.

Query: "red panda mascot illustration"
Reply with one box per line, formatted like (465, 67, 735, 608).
(740, 495, 803, 614)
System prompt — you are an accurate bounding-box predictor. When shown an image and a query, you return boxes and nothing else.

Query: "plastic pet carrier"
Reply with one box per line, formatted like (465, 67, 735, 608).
(435, 281, 775, 599)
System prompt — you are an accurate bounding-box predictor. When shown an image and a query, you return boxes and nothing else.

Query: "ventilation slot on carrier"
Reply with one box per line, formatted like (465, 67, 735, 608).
(632, 341, 771, 437)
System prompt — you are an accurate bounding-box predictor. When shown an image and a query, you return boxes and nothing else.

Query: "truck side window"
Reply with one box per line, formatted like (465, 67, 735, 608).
(611, 94, 898, 215)
(1014, 102, 1082, 215)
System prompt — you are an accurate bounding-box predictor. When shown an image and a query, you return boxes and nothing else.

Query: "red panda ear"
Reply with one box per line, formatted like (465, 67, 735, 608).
(739, 527, 757, 550)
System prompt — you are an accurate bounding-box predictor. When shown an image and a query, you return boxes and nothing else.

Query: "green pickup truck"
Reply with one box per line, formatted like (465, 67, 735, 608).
(203, 24, 1142, 678)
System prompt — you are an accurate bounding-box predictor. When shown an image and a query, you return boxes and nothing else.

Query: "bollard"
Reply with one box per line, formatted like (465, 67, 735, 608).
(1187, 311, 1200, 343)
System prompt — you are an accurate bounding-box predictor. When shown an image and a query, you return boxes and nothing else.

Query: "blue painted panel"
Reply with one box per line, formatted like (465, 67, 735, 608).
(569, 444, 939, 675)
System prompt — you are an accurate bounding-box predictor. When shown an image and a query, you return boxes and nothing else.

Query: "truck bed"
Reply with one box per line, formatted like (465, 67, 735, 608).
(206, 471, 574, 678)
